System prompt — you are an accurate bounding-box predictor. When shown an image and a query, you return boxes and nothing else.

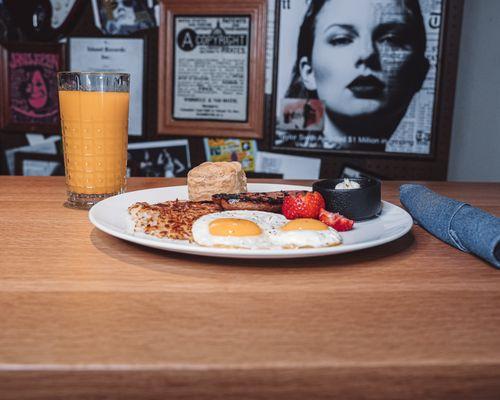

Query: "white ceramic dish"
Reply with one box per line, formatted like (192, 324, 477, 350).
(89, 183, 413, 259)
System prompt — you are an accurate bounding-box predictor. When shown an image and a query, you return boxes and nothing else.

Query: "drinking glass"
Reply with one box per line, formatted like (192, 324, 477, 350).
(58, 72, 130, 209)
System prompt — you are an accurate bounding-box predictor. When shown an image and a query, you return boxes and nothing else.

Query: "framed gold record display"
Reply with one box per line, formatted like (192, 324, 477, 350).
(157, 0, 267, 139)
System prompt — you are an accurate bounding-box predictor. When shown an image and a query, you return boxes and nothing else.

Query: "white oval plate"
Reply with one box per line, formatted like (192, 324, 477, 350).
(89, 183, 413, 259)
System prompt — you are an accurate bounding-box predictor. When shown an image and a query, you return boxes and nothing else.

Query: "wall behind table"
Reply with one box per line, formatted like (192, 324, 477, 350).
(1, 0, 467, 181)
(447, 0, 500, 182)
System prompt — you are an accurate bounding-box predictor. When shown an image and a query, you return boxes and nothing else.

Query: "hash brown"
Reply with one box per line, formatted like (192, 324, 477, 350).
(128, 200, 221, 240)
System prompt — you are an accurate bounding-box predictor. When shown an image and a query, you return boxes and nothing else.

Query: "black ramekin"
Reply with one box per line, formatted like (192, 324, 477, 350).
(312, 178, 382, 221)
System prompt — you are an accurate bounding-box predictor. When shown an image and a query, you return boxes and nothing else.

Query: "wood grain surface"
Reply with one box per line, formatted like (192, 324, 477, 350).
(0, 177, 499, 399)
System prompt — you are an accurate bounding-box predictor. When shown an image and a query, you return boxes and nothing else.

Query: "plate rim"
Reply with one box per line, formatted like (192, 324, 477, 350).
(88, 183, 413, 259)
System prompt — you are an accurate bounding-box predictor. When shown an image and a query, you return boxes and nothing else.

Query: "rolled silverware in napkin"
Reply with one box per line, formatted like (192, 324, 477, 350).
(400, 184, 500, 268)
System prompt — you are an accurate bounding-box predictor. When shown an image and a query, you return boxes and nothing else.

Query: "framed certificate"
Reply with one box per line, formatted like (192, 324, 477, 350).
(157, 0, 267, 139)
(68, 35, 147, 137)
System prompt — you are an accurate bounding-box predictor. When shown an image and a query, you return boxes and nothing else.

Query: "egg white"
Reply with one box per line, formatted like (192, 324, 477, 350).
(269, 226, 342, 248)
(192, 210, 287, 249)
(192, 210, 343, 249)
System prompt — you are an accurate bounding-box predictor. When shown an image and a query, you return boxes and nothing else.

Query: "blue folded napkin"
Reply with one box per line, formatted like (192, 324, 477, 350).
(400, 184, 500, 268)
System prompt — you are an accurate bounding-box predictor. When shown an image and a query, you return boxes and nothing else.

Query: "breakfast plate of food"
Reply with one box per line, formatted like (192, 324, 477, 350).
(89, 162, 413, 259)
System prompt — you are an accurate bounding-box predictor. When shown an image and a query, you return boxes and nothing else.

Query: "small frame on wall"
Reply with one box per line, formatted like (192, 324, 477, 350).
(270, 0, 463, 157)
(90, 0, 157, 36)
(0, 42, 65, 133)
(14, 151, 63, 176)
(127, 139, 191, 177)
(67, 34, 149, 137)
(157, 0, 267, 139)
(3, 0, 85, 41)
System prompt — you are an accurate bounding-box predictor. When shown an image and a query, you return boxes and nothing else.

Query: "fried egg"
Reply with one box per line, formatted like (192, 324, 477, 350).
(191, 210, 287, 249)
(192, 210, 343, 250)
(269, 218, 342, 248)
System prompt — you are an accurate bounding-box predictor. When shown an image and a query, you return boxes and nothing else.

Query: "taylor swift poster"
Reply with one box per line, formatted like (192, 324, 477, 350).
(272, 0, 445, 155)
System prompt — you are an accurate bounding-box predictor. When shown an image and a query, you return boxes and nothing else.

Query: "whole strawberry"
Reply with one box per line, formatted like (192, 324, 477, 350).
(282, 191, 326, 219)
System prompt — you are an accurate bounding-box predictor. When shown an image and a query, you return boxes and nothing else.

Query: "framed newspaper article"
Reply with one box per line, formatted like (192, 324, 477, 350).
(270, 0, 463, 157)
(157, 0, 267, 139)
(0, 42, 65, 133)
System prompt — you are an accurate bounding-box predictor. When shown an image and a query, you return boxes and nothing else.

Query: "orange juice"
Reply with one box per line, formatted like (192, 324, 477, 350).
(59, 90, 129, 195)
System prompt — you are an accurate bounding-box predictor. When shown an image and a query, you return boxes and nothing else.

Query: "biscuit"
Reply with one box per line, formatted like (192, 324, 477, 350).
(187, 161, 247, 201)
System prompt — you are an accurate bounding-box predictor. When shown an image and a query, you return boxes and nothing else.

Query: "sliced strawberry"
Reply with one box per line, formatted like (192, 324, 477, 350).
(282, 191, 325, 219)
(319, 208, 354, 231)
(319, 208, 341, 226)
(333, 217, 355, 232)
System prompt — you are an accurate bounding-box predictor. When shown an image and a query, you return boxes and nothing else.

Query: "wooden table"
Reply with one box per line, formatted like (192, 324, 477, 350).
(1, 177, 499, 399)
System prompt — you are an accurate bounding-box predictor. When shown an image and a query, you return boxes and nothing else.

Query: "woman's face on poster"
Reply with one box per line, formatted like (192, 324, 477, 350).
(26, 70, 48, 110)
(300, 0, 425, 119)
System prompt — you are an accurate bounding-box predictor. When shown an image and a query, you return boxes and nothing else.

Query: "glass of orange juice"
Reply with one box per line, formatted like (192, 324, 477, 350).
(58, 72, 130, 209)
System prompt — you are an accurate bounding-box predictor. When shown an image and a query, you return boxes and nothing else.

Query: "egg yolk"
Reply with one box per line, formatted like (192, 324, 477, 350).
(209, 218, 262, 236)
(281, 218, 328, 231)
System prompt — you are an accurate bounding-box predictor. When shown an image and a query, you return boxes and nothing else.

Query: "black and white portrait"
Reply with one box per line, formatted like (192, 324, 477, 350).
(92, 0, 156, 36)
(273, 0, 443, 155)
(127, 140, 191, 178)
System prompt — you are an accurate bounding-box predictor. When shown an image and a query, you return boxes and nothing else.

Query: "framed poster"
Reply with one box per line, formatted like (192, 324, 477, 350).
(157, 0, 267, 139)
(14, 151, 63, 176)
(270, 0, 463, 157)
(3, 134, 61, 175)
(49, 0, 86, 39)
(91, 0, 156, 35)
(68, 36, 147, 137)
(0, 42, 65, 133)
(127, 139, 191, 177)
(203, 138, 257, 172)
(3, 0, 85, 40)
